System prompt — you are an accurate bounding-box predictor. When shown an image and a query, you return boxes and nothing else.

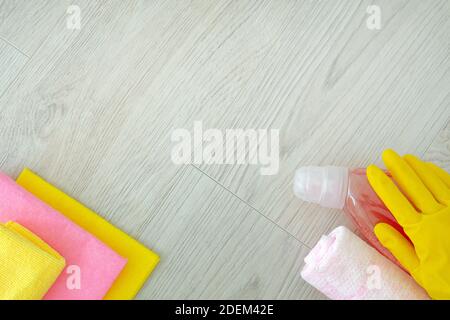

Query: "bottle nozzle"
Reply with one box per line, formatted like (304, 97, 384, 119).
(293, 166, 348, 209)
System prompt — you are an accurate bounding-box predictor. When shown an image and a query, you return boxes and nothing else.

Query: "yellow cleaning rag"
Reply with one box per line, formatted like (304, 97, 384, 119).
(0, 221, 66, 300)
(17, 168, 160, 300)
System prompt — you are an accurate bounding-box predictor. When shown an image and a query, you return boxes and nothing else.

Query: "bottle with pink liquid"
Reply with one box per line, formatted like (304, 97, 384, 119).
(293, 166, 405, 266)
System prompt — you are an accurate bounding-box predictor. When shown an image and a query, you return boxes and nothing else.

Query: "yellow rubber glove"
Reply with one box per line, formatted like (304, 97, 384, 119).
(367, 149, 450, 299)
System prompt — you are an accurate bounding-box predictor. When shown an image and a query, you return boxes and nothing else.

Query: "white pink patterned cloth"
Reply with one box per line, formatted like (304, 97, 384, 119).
(301, 226, 429, 300)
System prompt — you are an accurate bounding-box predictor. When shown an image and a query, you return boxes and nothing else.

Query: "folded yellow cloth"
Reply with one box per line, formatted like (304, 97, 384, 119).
(17, 168, 160, 300)
(0, 221, 65, 300)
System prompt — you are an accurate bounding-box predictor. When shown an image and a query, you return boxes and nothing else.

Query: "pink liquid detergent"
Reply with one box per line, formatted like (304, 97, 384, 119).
(294, 166, 406, 267)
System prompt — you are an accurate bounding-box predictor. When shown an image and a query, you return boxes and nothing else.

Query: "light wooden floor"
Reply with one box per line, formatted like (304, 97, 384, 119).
(0, 0, 448, 299)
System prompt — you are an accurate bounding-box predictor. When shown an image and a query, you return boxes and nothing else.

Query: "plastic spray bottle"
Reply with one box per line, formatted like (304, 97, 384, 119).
(293, 166, 405, 266)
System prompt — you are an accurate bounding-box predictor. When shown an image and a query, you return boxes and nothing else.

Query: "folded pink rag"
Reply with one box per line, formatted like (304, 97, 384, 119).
(301, 226, 429, 300)
(0, 172, 127, 300)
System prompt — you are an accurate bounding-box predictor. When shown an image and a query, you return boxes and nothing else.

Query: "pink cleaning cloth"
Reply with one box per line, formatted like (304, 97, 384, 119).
(301, 226, 429, 300)
(0, 172, 127, 300)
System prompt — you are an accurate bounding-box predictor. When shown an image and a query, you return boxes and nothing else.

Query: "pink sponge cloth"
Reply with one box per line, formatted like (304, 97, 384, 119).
(0, 172, 127, 300)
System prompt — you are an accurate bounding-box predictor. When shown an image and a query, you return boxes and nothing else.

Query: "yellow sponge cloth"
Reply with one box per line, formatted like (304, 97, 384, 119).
(17, 168, 160, 300)
(0, 221, 66, 300)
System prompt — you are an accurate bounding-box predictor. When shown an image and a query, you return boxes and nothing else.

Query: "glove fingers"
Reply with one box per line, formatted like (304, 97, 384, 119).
(427, 162, 450, 189)
(404, 155, 450, 207)
(367, 164, 421, 226)
(382, 149, 442, 214)
(374, 223, 419, 274)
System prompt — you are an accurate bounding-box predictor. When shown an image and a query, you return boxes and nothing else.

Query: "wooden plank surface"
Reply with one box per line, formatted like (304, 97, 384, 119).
(0, 0, 448, 299)
(0, 38, 27, 96)
(135, 165, 321, 299)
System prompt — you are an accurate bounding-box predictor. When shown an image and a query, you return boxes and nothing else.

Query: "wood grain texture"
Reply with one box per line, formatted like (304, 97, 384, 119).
(0, 0, 90, 56)
(0, 38, 27, 95)
(0, 0, 448, 299)
(134, 165, 321, 299)
(188, 0, 450, 247)
(424, 120, 450, 171)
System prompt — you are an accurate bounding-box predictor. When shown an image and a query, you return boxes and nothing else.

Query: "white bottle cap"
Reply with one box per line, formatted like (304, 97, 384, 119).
(293, 166, 349, 209)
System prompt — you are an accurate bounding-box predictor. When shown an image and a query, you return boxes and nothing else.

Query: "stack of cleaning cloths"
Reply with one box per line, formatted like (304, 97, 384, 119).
(0, 169, 159, 300)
